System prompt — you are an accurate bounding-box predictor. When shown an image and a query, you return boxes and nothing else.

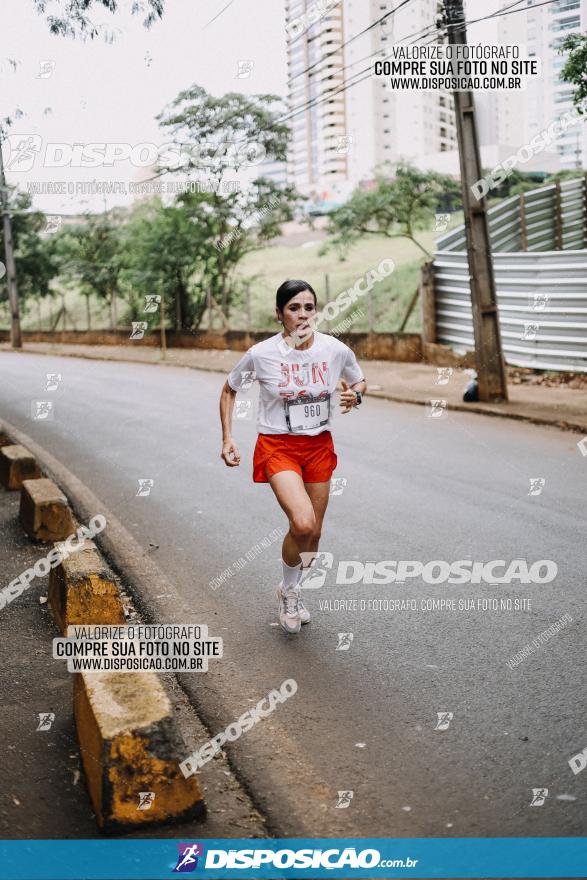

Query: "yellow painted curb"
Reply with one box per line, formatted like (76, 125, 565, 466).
(0, 444, 41, 490)
(19, 477, 75, 541)
(73, 669, 205, 830)
(49, 539, 126, 633)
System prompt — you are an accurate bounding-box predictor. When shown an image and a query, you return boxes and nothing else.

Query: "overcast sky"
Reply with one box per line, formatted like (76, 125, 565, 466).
(2, 0, 288, 214)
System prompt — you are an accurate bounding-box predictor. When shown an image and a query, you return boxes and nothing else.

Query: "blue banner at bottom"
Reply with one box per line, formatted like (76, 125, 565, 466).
(0, 838, 586, 879)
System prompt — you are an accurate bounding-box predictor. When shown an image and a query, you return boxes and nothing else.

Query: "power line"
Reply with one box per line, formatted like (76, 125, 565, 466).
(410, 0, 529, 46)
(283, 4, 447, 124)
(279, 0, 556, 132)
(288, 5, 446, 106)
(201, 0, 237, 30)
(280, 59, 381, 125)
(287, 0, 417, 87)
(288, 0, 559, 122)
(416, 0, 561, 49)
(494, 0, 559, 18)
(287, 41, 389, 105)
(278, 62, 386, 127)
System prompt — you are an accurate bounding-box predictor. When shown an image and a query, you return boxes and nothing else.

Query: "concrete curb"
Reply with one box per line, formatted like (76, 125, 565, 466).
(365, 391, 587, 434)
(0, 444, 41, 489)
(0, 416, 367, 837)
(5, 344, 586, 434)
(0, 419, 206, 831)
(20, 477, 75, 541)
(73, 668, 204, 832)
(49, 538, 126, 633)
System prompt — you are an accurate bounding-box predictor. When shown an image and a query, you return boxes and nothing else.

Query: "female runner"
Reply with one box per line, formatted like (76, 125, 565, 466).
(219, 279, 366, 634)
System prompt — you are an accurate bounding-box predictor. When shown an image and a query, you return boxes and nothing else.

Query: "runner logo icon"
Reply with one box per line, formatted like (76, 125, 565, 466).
(298, 551, 334, 589)
(173, 843, 204, 872)
(530, 788, 548, 806)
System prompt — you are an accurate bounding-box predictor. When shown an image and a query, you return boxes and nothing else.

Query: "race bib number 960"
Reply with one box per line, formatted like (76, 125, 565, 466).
(284, 394, 330, 433)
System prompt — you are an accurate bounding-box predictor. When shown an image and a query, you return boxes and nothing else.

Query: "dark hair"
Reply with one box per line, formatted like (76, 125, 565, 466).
(275, 279, 317, 312)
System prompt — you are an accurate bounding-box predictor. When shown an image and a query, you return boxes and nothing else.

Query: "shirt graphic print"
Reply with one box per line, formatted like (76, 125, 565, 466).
(227, 331, 364, 436)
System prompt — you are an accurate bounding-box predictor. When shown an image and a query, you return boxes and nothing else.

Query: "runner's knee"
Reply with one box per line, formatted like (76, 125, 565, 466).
(289, 515, 316, 539)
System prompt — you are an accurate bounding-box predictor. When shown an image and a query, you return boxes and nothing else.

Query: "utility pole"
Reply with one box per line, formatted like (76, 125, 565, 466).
(160, 292, 167, 359)
(0, 129, 22, 348)
(444, 0, 508, 401)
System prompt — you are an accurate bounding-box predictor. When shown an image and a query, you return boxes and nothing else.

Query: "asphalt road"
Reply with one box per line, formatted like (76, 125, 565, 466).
(0, 351, 585, 840)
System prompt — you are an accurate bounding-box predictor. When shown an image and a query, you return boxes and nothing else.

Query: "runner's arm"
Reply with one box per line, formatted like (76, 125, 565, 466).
(219, 381, 241, 466)
(349, 378, 367, 394)
(340, 345, 367, 397)
(220, 380, 237, 442)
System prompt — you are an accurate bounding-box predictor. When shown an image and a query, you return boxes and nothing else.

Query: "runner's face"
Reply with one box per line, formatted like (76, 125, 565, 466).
(278, 291, 316, 335)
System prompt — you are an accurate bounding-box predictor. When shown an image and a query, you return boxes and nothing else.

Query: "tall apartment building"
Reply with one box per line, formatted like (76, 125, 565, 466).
(467, 0, 527, 151)
(284, 0, 457, 200)
(285, 0, 349, 197)
(474, 0, 587, 170)
(525, 0, 587, 169)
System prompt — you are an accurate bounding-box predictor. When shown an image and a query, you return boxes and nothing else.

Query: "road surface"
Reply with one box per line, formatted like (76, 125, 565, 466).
(0, 351, 585, 838)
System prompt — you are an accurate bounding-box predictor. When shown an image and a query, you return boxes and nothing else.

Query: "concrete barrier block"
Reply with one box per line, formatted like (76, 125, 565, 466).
(0, 444, 41, 490)
(19, 478, 75, 541)
(73, 670, 205, 830)
(49, 540, 126, 633)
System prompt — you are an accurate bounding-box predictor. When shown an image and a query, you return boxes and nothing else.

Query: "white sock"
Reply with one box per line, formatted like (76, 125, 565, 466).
(282, 560, 302, 592)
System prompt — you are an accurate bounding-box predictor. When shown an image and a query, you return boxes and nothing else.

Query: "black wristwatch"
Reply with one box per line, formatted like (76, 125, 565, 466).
(353, 390, 363, 407)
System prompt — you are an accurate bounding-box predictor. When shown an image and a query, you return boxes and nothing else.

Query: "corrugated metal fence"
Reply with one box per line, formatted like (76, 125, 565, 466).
(433, 177, 587, 371)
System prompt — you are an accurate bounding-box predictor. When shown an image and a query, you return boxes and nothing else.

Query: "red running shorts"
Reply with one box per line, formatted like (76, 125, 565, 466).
(253, 431, 338, 483)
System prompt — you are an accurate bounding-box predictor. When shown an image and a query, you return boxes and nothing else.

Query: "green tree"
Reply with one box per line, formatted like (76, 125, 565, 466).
(175, 178, 298, 325)
(322, 163, 462, 259)
(0, 186, 56, 314)
(495, 169, 544, 200)
(53, 212, 125, 329)
(119, 198, 207, 330)
(156, 84, 300, 322)
(560, 32, 587, 113)
(546, 169, 585, 183)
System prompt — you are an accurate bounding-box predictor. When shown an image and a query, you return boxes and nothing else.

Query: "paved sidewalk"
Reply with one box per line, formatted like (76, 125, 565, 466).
(0, 483, 265, 840)
(2, 341, 587, 433)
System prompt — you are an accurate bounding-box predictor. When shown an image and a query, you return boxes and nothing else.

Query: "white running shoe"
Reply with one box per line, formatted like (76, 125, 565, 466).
(297, 594, 311, 625)
(276, 588, 301, 634)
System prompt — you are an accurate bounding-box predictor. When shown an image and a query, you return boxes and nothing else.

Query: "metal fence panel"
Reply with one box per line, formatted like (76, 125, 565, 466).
(433, 178, 587, 372)
(433, 251, 587, 372)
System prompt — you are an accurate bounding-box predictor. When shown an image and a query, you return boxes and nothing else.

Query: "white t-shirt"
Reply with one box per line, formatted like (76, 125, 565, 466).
(227, 331, 365, 435)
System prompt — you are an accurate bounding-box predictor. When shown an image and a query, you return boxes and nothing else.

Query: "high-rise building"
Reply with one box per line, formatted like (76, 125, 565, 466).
(474, 0, 587, 170)
(285, 0, 349, 197)
(468, 0, 528, 150)
(284, 0, 457, 200)
(525, 0, 587, 169)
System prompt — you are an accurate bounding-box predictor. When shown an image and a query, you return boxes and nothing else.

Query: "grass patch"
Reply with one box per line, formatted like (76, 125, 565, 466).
(3, 214, 464, 334)
(231, 229, 442, 333)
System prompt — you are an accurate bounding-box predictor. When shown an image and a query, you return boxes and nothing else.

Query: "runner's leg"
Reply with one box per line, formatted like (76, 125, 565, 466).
(301, 480, 330, 568)
(269, 470, 317, 632)
(268, 470, 316, 568)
